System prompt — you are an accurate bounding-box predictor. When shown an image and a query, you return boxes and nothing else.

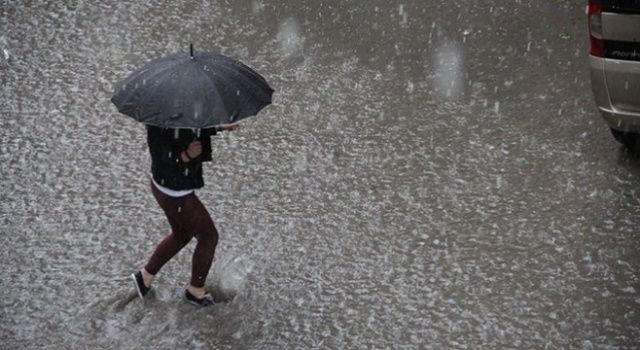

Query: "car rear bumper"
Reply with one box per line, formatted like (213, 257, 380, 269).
(597, 105, 640, 131)
(590, 55, 640, 132)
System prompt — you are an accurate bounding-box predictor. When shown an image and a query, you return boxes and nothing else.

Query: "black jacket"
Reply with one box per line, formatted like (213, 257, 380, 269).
(147, 125, 217, 191)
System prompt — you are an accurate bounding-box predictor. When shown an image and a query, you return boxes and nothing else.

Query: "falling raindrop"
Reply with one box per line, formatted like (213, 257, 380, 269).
(428, 21, 436, 45)
(194, 101, 203, 120)
(0, 35, 11, 62)
(433, 40, 464, 98)
(277, 17, 304, 57)
(399, 4, 408, 26)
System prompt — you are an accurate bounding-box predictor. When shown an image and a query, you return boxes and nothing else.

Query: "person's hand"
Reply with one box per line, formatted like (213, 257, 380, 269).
(217, 122, 241, 132)
(182, 140, 202, 162)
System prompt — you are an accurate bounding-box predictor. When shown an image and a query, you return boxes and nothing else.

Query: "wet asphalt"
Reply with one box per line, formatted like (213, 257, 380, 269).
(1, 1, 639, 349)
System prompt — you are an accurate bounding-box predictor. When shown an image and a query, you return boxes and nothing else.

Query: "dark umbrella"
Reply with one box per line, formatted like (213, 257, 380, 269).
(111, 44, 274, 129)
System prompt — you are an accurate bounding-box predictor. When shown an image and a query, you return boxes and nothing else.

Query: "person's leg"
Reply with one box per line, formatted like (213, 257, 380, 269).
(180, 193, 219, 297)
(140, 182, 193, 287)
(144, 230, 191, 279)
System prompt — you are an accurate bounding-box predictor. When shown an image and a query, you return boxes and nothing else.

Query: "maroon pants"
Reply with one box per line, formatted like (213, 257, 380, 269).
(145, 181, 219, 288)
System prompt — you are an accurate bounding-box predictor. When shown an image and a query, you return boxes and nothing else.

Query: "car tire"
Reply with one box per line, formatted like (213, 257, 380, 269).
(611, 128, 640, 151)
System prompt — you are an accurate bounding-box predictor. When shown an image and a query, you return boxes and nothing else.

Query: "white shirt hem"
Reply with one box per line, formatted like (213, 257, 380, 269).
(150, 176, 194, 197)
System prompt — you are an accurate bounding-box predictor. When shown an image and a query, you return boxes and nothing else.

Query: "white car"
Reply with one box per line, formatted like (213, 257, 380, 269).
(589, 0, 640, 148)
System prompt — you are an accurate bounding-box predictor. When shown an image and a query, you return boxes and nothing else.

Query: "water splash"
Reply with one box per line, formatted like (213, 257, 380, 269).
(277, 18, 304, 57)
(432, 40, 464, 99)
(210, 255, 252, 302)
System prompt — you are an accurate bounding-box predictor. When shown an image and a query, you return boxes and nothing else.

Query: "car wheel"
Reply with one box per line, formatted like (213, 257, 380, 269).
(611, 128, 640, 151)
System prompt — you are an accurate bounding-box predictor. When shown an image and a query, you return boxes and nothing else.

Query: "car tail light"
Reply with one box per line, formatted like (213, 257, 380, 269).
(588, 0, 604, 57)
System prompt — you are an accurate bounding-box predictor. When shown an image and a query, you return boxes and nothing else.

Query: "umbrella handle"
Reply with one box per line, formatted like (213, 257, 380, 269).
(190, 43, 194, 60)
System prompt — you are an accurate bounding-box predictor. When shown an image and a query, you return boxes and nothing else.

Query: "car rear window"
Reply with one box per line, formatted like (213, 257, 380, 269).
(602, 0, 640, 13)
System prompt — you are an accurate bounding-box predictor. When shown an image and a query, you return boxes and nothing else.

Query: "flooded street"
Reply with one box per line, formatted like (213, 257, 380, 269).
(2, 0, 640, 348)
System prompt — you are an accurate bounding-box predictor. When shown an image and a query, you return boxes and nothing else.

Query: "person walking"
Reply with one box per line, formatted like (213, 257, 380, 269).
(110, 46, 272, 307)
(131, 122, 239, 307)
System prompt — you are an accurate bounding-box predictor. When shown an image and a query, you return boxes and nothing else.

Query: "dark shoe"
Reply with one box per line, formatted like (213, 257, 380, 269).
(131, 271, 150, 299)
(185, 289, 215, 307)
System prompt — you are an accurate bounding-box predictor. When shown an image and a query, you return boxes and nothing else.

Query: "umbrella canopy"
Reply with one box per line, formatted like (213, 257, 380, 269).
(111, 45, 274, 129)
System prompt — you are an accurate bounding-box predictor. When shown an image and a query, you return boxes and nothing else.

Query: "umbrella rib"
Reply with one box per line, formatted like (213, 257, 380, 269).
(208, 60, 273, 103)
(216, 58, 271, 89)
(189, 62, 222, 126)
(119, 53, 182, 87)
(214, 55, 270, 85)
(114, 58, 183, 112)
(136, 68, 182, 122)
(206, 70, 258, 118)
